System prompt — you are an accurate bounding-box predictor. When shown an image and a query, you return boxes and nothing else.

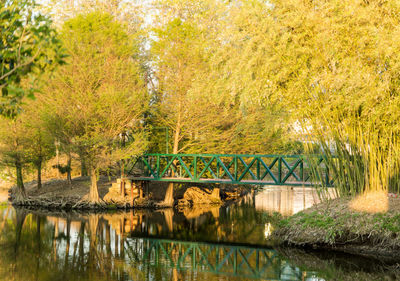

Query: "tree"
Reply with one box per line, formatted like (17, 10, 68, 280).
(42, 12, 148, 203)
(42, 0, 145, 33)
(0, 0, 64, 116)
(0, 96, 56, 199)
(151, 17, 227, 205)
(22, 99, 55, 190)
(151, 18, 208, 155)
(0, 116, 30, 200)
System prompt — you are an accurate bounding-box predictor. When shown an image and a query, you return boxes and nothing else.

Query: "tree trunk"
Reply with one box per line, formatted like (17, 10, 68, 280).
(37, 159, 42, 190)
(163, 183, 174, 206)
(80, 155, 88, 177)
(15, 160, 26, 201)
(67, 154, 72, 186)
(172, 122, 180, 156)
(163, 123, 180, 206)
(89, 166, 100, 203)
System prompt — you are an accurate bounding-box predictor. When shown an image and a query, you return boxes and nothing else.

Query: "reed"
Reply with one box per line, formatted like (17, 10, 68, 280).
(305, 119, 400, 198)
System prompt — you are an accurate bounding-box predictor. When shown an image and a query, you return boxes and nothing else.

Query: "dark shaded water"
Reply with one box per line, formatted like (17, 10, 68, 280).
(0, 188, 398, 281)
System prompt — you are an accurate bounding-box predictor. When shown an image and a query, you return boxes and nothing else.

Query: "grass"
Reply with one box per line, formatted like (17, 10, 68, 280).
(274, 196, 400, 259)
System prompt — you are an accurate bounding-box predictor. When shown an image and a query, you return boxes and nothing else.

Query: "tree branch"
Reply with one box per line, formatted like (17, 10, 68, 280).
(0, 45, 42, 82)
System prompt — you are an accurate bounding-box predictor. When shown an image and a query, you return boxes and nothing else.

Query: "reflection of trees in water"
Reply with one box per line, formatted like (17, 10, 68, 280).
(115, 199, 272, 245)
(0, 206, 323, 281)
(0, 209, 143, 281)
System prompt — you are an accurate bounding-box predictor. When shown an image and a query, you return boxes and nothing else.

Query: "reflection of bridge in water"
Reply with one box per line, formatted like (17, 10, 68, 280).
(130, 237, 318, 280)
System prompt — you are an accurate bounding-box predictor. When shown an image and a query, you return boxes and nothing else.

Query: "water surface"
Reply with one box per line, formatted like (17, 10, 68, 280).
(0, 187, 397, 281)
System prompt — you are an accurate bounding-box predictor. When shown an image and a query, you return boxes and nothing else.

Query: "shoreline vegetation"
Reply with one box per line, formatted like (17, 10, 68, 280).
(273, 196, 400, 262)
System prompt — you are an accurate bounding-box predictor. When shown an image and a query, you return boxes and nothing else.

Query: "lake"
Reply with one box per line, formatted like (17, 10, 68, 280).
(0, 187, 397, 280)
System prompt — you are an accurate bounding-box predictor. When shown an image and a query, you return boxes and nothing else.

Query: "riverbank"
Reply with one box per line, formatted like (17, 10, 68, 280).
(8, 176, 247, 210)
(273, 195, 400, 262)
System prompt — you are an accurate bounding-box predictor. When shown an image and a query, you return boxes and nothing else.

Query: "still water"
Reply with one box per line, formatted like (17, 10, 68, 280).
(0, 187, 398, 281)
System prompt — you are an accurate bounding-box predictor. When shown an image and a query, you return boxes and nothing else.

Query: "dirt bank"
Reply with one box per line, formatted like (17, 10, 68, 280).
(273, 196, 400, 262)
(8, 176, 248, 210)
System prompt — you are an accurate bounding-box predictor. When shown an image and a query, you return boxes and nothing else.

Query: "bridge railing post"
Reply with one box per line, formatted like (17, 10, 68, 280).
(193, 155, 197, 181)
(217, 160, 220, 179)
(278, 157, 282, 184)
(234, 156, 238, 182)
(156, 155, 160, 179)
(300, 157, 304, 182)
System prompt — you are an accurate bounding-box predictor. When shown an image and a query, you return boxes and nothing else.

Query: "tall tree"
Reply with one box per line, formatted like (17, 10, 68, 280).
(42, 12, 148, 203)
(22, 99, 55, 190)
(0, 116, 29, 200)
(151, 18, 209, 155)
(0, 98, 55, 199)
(151, 18, 225, 205)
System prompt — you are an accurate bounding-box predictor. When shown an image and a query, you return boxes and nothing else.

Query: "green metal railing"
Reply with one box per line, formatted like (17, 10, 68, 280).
(126, 153, 334, 186)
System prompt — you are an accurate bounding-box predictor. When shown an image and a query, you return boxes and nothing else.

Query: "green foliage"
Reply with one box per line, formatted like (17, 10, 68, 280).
(0, 0, 65, 117)
(210, 0, 400, 192)
(40, 12, 148, 200)
(149, 1, 297, 155)
(373, 213, 400, 233)
(52, 164, 71, 175)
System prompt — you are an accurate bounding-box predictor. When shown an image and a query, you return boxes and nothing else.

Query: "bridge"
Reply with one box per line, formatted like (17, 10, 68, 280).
(125, 153, 334, 187)
(126, 237, 320, 280)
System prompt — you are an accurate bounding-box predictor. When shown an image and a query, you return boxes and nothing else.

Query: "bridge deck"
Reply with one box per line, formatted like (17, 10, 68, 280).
(130, 176, 313, 186)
